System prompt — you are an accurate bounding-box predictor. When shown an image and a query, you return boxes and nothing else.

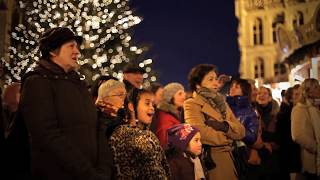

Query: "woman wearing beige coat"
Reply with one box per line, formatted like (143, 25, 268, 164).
(291, 78, 320, 180)
(184, 64, 245, 180)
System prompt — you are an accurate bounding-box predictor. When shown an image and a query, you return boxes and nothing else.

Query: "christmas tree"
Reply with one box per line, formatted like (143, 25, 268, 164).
(1, 0, 157, 85)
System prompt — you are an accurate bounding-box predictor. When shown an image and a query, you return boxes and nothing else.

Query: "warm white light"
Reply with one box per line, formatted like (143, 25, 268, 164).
(144, 59, 153, 64)
(3, 0, 155, 85)
(151, 76, 157, 81)
(130, 46, 137, 51)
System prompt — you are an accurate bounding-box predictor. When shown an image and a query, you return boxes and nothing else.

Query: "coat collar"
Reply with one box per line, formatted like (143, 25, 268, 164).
(297, 99, 320, 109)
(37, 60, 81, 79)
(157, 101, 180, 120)
(38, 59, 68, 75)
(192, 92, 223, 121)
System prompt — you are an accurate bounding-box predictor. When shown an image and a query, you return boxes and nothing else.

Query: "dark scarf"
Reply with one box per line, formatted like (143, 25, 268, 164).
(256, 102, 273, 127)
(197, 87, 227, 120)
(96, 102, 128, 137)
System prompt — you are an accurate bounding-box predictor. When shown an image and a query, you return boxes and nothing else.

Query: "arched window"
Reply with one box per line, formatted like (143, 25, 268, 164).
(253, 18, 263, 45)
(272, 13, 285, 43)
(272, 22, 278, 43)
(293, 11, 304, 27)
(254, 57, 264, 78)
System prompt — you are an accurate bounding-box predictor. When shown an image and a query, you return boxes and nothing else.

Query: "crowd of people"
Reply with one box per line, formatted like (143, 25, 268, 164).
(0, 27, 320, 180)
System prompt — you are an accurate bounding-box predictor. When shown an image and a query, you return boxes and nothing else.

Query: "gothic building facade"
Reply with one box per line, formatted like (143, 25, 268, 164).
(235, 0, 320, 83)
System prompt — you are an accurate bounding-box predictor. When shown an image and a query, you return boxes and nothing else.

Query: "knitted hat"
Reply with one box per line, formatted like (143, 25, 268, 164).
(39, 27, 83, 58)
(161, 83, 184, 103)
(167, 124, 200, 151)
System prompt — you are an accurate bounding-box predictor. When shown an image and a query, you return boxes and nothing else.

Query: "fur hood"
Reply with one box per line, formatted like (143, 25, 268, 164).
(157, 101, 181, 120)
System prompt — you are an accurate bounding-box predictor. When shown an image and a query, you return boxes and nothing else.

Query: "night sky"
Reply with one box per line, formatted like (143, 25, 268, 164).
(130, 0, 240, 89)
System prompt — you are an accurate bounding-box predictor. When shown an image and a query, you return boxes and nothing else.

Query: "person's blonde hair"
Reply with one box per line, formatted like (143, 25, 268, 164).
(258, 86, 272, 97)
(299, 78, 319, 104)
(95, 79, 125, 104)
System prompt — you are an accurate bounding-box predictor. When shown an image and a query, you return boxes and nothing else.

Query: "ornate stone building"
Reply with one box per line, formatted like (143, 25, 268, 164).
(235, 0, 320, 83)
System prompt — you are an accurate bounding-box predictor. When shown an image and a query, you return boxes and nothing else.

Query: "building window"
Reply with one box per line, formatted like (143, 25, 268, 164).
(253, 0, 264, 9)
(272, 13, 285, 43)
(293, 11, 304, 28)
(253, 18, 263, 45)
(274, 62, 286, 76)
(272, 22, 278, 43)
(254, 58, 264, 78)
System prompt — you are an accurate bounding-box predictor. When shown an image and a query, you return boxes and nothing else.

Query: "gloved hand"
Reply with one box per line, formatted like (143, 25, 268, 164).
(205, 119, 229, 133)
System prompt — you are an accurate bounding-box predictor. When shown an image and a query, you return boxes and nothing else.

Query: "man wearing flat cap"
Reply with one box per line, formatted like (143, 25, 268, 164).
(19, 27, 110, 180)
(122, 63, 146, 92)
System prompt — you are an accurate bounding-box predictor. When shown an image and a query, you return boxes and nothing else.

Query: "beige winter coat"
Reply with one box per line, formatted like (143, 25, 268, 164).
(291, 100, 320, 175)
(184, 93, 245, 180)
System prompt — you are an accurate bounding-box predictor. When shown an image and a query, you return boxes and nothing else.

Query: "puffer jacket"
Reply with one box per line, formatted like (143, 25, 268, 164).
(226, 96, 259, 145)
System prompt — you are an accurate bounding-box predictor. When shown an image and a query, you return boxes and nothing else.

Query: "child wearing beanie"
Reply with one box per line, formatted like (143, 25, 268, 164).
(166, 123, 205, 180)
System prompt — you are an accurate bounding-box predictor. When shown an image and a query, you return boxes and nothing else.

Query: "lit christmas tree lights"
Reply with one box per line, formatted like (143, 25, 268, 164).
(1, 0, 157, 85)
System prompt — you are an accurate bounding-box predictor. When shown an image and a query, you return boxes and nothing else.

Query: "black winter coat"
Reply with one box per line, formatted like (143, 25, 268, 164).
(276, 102, 301, 173)
(166, 151, 199, 180)
(20, 60, 107, 180)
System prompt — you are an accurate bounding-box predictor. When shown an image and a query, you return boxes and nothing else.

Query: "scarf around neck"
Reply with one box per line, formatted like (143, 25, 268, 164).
(184, 153, 205, 180)
(196, 87, 227, 120)
(157, 101, 181, 120)
(96, 100, 118, 118)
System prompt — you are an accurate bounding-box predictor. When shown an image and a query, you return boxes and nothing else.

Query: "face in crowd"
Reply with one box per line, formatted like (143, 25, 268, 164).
(291, 86, 301, 105)
(198, 70, 220, 92)
(103, 87, 127, 111)
(96, 80, 127, 116)
(51, 40, 80, 72)
(256, 87, 272, 106)
(186, 132, 202, 156)
(154, 87, 164, 106)
(136, 92, 155, 125)
(124, 72, 144, 89)
(172, 89, 186, 108)
(229, 82, 243, 97)
(308, 82, 320, 99)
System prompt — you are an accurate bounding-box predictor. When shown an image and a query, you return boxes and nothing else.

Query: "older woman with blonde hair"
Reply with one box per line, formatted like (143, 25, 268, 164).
(96, 79, 127, 120)
(95, 78, 128, 179)
(291, 78, 320, 180)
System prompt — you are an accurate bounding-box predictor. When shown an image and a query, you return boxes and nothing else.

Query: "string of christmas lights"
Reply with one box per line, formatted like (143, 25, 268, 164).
(1, 0, 157, 86)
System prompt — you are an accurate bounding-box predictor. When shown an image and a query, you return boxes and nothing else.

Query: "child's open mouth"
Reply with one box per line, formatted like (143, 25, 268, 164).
(147, 112, 154, 117)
